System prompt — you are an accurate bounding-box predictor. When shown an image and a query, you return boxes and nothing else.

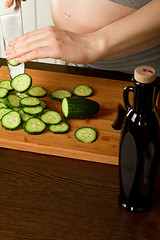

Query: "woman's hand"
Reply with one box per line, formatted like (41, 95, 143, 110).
(5, 26, 99, 64)
(5, 0, 26, 8)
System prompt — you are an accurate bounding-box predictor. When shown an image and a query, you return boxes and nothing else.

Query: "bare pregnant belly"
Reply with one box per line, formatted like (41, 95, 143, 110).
(50, 0, 136, 34)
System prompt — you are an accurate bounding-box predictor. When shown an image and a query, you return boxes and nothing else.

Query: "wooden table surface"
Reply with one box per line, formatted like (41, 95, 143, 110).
(0, 58, 160, 240)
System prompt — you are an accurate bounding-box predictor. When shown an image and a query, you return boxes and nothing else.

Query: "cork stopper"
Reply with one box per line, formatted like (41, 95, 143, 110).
(134, 66, 156, 84)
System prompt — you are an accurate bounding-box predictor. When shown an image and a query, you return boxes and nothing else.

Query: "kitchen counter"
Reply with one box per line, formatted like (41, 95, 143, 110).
(0, 58, 160, 240)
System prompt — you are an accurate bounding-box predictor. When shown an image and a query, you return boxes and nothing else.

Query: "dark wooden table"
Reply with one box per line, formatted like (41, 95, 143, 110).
(0, 58, 160, 240)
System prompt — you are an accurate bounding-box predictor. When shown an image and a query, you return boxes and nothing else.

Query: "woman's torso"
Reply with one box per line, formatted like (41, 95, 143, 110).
(50, 0, 136, 34)
(50, 0, 160, 76)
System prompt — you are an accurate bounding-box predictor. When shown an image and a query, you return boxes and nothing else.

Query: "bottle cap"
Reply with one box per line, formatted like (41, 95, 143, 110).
(134, 66, 156, 84)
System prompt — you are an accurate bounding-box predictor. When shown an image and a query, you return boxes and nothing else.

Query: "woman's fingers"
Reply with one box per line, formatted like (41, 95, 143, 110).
(5, 25, 93, 64)
(5, 0, 26, 8)
(9, 26, 50, 47)
(5, 27, 59, 60)
(5, 0, 14, 8)
(15, 46, 61, 63)
(6, 37, 52, 60)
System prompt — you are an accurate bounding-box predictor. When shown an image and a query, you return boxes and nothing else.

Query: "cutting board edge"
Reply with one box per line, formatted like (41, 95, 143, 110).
(0, 139, 119, 165)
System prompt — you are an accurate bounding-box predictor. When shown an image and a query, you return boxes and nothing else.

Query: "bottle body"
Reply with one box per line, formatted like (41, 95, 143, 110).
(119, 109, 160, 212)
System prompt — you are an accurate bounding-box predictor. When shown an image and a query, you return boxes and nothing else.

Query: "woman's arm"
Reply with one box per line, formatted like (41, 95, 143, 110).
(5, 0, 160, 64)
(93, 0, 160, 59)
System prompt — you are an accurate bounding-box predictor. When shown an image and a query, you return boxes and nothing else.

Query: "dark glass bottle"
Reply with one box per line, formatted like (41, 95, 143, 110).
(119, 66, 160, 212)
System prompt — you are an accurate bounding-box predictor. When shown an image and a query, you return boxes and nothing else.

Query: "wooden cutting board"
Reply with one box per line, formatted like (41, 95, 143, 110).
(0, 66, 133, 165)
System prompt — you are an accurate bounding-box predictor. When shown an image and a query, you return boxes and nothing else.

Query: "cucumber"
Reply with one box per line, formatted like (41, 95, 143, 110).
(0, 80, 13, 91)
(49, 121, 69, 134)
(0, 102, 7, 108)
(20, 97, 40, 107)
(28, 86, 47, 97)
(7, 59, 20, 66)
(0, 108, 12, 120)
(16, 92, 29, 98)
(62, 97, 99, 118)
(3, 94, 21, 108)
(11, 73, 32, 93)
(23, 106, 43, 116)
(0, 87, 9, 99)
(1, 111, 21, 130)
(23, 118, 46, 135)
(13, 107, 22, 111)
(40, 110, 62, 124)
(51, 89, 72, 101)
(74, 127, 97, 143)
(73, 84, 93, 97)
(40, 100, 47, 109)
(19, 109, 33, 122)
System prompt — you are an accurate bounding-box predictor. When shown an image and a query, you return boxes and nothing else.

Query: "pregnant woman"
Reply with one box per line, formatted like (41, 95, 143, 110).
(4, 0, 160, 75)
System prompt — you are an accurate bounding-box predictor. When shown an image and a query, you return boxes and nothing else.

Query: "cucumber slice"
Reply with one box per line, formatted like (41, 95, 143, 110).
(1, 111, 21, 130)
(7, 59, 20, 66)
(11, 73, 32, 93)
(19, 109, 33, 122)
(23, 106, 43, 116)
(0, 80, 13, 91)
(16, 93, 29, 99)
(28, 86, 47, 97)
(62, 97, 99, 118)
(74, 127, 97, 143)
(40, 110, 62, 124)
(40, 100, 47, 109)
(51, 89, 72, 101)
(20, 97, 40, 107)
(0, 87, 9, 99)
(0, 108, 12, 120)
(0, 102, 7, 108)
(73, 84, 93, 97)
(49, 121, 69, 134)
(13, 107, 22, 111)
(23, 118, 46, 135)
(3, 94, 21, 108)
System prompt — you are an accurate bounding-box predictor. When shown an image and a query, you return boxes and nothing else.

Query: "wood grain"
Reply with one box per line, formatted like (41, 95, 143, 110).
(0, 147, 160, 240)
(0, 66, 133, 165)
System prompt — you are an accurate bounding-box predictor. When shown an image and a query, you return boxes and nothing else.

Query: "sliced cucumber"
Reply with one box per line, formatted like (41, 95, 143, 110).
(19, 109, 33, 122)
(40, 110, 62, 125)
(40, 100, 47, 109)
(20, 97, 40, 107)
(23, 106, 43, 116)
(3, 94, 21, 108)
(0, 102, 7, 108)
(74, 127, 97, 143)
(7, 59, 20, 66)
(1, 111, 21, 130)
(0, 87, 9, 99)
(13, 107, 22, 111)
(73, 84, 93, 97)
(11, 73, 32, 93)
(28, 86, 47, 97)
(62, 97, 99, 118)
(0, 80, 13, 91)
(16, 92, 29, 98)
(49, 121, 69, 134)
(23, 118, 46, 135)
(0, 108, 12, 120)
(51, 89, 72, 101)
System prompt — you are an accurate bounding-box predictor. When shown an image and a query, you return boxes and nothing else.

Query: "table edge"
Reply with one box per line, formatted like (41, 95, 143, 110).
(0, 57, 132, 81)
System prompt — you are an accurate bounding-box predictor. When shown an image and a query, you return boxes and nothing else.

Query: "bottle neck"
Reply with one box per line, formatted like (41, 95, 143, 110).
(133, 80, 156, 115)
